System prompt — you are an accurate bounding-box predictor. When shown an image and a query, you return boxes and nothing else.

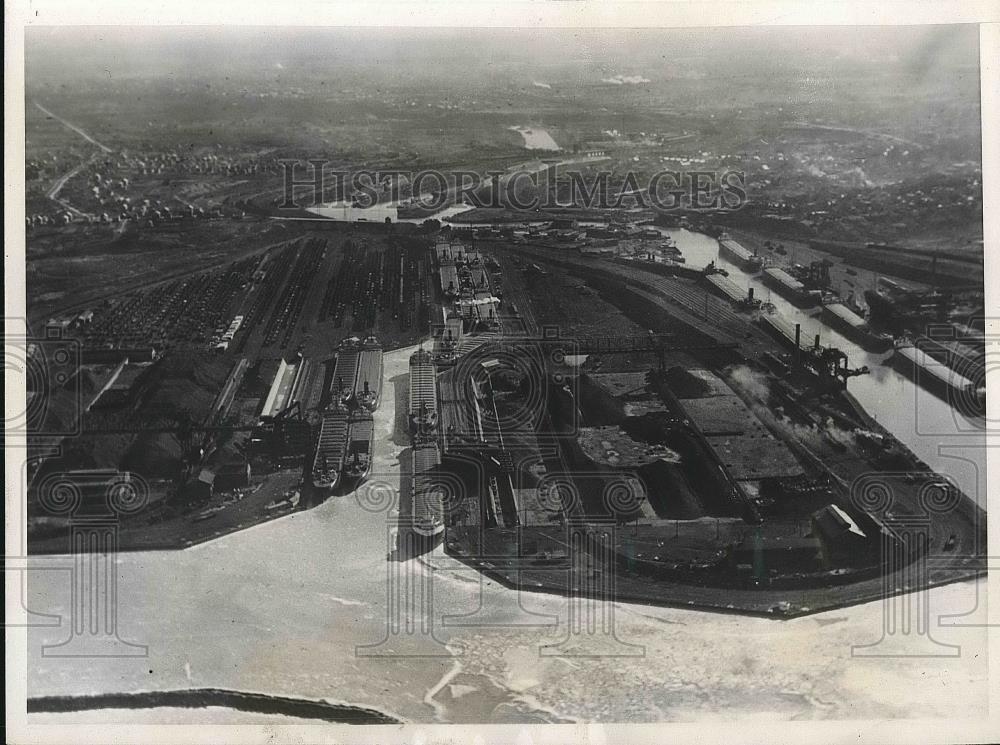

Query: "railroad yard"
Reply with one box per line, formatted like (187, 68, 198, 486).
(26, 223, 436, 551)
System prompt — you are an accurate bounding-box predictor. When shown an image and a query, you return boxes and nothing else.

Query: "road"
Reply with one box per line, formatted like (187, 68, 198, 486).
(34, 102, 113, 153)
(33, 102, 114, 219)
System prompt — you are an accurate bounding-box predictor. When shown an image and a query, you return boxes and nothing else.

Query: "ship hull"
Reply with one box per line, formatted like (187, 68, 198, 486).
(820, 305, 893, 352)
(890, 347, 982, 415)
(719, 240, 763, 272)
(761, 270, 816, 307)
(355, 338, 384, 412)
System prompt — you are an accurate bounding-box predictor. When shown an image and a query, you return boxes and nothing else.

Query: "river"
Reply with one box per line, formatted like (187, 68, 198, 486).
(509, 126, 560, 151)
(658, 228, 987, 508)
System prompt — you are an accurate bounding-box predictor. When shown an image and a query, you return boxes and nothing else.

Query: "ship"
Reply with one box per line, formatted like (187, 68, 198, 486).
(330, 338, 361, 407)
(408, 349, 439, 437)
(820, 302, 893, 352)
(411, 441, 445, 538)
(762, 266, 821, 307)
(702, 271, 759, 310)
(341, 412, 374, 488)
(718, 234, 764, 272)
(311, 409, 349, 493)
(439, 260, 460, 299)
(354, 336, 383, 412)
(890, 343, 982, 413)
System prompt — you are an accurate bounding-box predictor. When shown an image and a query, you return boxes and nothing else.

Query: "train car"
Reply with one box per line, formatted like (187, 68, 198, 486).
(354, 336, 383, 412)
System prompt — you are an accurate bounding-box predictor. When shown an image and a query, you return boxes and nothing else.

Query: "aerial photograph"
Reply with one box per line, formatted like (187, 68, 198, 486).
(11, 18, 992, 738)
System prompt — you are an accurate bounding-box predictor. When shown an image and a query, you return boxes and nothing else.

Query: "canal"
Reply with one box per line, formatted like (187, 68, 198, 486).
(660, 227, 986, 506)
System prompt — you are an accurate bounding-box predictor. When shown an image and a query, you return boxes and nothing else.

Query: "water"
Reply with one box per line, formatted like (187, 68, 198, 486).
(508, 126, 560, 151)
(661, 228, 987, 504)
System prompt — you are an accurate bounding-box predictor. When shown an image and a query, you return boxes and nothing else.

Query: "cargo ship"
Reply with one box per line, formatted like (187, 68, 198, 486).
(411, 441, 445, 538)
(702, 271, 759, 310)
(439, 260, 459, 299)
(758, 311, 811, 352)
(863, 289, 898, 331)
(718, 235, 763, 272)
(354, 337, 383, 412)
(820, 302, 893, 352)
(311, 409, 349, 493)
(341, 412, 374, 488)
(890, 344, 981, 411)
(330, 338, 361, 407)
(761, 267, 821, 307)
(408, 349, 439, 436)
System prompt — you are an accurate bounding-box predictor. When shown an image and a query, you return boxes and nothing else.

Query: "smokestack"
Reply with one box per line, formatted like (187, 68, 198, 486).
(794, 324, 801, 367)
(814, 334, 820, 351)
(364, 380, 370, 394)
(748, 287, 754, 301)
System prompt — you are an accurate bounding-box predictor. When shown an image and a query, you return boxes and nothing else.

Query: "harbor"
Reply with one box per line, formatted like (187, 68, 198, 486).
(658, 227, 987, 484)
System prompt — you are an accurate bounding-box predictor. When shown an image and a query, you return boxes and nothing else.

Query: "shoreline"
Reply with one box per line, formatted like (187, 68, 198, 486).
(27, 688, 402, 724)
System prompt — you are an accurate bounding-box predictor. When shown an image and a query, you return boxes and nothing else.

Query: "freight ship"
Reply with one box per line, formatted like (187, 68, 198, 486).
(354, 336, 383, 412)
(341, 412, 374, 488)
(330, 338, 361, 407)
(761, 266, 821, 307)
(411, 441, 445, 538)
(890, 343, 981, 412)
(820, 302, 893, 352)
(311, 409, 349, 493)
(408, 349, 439, 436)
(718, 234, 764, 272)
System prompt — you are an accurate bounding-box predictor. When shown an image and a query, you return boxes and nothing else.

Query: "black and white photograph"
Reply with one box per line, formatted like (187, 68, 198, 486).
(6, 2, 998, 743)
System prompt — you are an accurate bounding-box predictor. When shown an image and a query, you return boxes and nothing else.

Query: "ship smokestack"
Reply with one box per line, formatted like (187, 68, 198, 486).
(814, 334, 820, 350)
(748, 287, 754, 301)
(794, 324, 801, 367)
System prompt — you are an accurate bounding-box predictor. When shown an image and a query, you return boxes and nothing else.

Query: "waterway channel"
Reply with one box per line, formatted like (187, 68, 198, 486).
(659, 227, 986, 506)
